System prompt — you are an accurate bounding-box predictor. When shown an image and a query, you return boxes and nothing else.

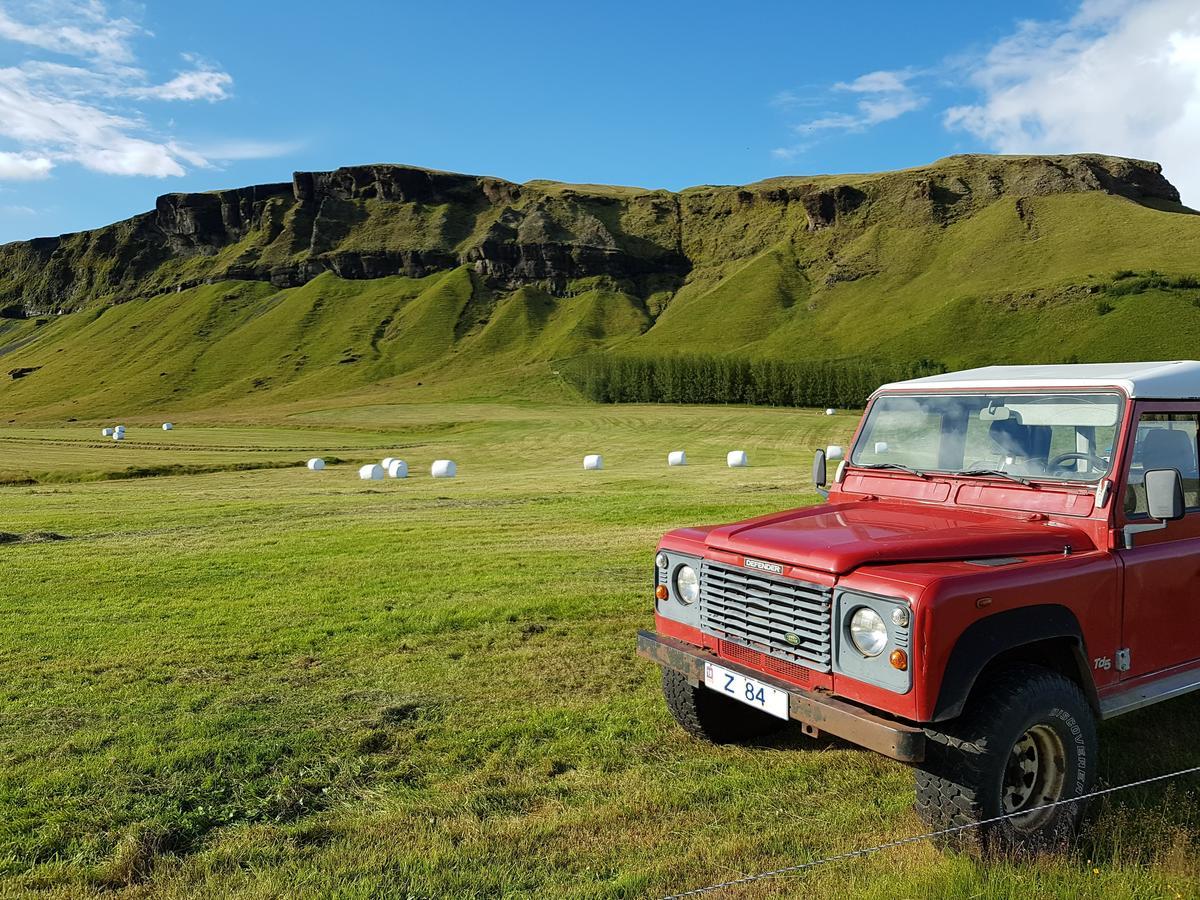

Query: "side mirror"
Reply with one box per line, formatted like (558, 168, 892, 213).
(1145, 468, 1186, 521)
(813, 449, 827, 488)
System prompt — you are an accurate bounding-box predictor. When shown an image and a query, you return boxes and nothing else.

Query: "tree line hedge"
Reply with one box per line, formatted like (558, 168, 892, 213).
(566, 354, 946, 408)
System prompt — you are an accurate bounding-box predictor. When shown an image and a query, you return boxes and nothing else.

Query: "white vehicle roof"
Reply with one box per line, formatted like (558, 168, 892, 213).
(877, 361, 1200, 399)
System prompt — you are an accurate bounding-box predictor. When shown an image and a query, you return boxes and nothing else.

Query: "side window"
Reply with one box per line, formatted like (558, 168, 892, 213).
(1124, 413, 1200, 518)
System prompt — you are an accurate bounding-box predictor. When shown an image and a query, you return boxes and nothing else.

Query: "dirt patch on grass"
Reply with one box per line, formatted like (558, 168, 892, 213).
(0, 531, 69, 544)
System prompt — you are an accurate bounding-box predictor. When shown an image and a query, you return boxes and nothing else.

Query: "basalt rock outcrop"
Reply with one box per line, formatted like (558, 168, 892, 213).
(0, 153, 1184, 316)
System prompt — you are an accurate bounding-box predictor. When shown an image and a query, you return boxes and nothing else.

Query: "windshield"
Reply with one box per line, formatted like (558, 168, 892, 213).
(851, 391, 1124, 483)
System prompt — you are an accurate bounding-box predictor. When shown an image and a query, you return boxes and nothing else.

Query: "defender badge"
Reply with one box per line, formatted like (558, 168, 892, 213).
(784, 632, 803, 647)
(744, 557, 783, 575)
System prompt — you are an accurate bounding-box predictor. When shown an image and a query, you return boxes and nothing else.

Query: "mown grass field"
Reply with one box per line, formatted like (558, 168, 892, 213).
(2, 401, 1199, 899)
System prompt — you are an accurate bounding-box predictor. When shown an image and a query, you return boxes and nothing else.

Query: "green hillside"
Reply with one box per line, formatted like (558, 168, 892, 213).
(3, 153, 1200, 419)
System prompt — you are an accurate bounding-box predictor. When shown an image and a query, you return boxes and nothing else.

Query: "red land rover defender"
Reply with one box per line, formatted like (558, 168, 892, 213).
(639, 361, 1200, 853)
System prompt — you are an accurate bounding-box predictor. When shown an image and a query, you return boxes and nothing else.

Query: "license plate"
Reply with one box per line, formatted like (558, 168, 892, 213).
(704, 661, 790, 720)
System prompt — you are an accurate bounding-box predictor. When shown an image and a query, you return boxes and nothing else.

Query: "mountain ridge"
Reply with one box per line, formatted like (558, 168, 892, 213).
(0, 153, 1182, 317)
(4, 153, 1200, 419)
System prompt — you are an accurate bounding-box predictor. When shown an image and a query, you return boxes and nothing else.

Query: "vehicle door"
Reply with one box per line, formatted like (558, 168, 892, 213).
(1116, 403, 1200, 678)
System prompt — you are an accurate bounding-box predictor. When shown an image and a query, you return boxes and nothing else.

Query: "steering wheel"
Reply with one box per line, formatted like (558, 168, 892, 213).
(1047, 451, 1108, 474)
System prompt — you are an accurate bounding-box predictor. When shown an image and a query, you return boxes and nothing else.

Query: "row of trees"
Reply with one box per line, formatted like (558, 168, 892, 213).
(566, 354, 946, 408)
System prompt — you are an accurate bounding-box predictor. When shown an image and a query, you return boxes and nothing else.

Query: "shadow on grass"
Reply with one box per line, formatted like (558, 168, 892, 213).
(744, 693, 1200, 877)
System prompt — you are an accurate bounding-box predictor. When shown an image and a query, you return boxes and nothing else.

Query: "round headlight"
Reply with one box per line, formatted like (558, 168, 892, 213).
(849, 607, 888, 657)
(656, 552, 668, 569)
(891, 606, 910, 628)
(674, 565, 699, 605)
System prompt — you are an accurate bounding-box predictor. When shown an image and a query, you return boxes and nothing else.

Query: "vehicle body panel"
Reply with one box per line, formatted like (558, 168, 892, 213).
(647, 374, 1200, 748)
(1114, 399, 1200, 678)
(703, 501, 1093, 576)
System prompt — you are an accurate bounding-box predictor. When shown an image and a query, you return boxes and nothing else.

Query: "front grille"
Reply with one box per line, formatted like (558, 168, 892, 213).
(700, 559, 833, 672)
(717, 639, 812, 686)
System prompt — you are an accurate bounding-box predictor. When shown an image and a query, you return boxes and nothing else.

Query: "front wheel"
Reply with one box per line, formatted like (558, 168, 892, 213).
(914, 664, 1097, 856)
(661, 669, 786, 744)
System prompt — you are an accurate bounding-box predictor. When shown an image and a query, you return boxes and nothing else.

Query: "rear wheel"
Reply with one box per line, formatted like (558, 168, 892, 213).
(915, 664, 1097, 856)
(661, 669, 786, 744)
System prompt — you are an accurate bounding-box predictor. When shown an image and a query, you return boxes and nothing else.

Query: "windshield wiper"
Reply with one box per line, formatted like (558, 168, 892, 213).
(954, 468, 1032, 486)
(855, 462, 929, 479)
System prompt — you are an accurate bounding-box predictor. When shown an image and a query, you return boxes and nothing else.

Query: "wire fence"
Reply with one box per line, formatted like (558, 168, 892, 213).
(659, 764, 1200, 900)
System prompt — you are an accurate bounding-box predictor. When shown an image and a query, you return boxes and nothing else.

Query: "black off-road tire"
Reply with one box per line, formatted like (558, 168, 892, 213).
(662, 669, 786, 744)
(915, 664, 1097, 857)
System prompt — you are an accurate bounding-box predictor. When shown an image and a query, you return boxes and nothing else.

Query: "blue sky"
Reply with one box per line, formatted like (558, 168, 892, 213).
(1, 0, 1198, 243)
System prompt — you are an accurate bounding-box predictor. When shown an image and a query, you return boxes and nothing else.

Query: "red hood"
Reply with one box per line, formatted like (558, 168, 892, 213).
(703, 501, 1092, 575)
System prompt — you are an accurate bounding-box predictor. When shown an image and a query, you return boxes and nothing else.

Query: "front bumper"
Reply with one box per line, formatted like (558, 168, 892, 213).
(637, 630, 925, 763)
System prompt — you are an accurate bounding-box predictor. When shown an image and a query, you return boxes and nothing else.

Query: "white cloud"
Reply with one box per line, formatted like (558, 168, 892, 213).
(800, 69, 925, 133)
(772, 68, 926, 159)
(0, 2, 289, 182)
(0, 0, 140, 64)
(834, 70, 913, 94)
(0, 150, 53, 179)
(139, 69, 232, 102)
(945, 0, 1200, 203)
(186, 138, 306, 161)
(0, 65, 187, 176)
(771, 143, 811, 162)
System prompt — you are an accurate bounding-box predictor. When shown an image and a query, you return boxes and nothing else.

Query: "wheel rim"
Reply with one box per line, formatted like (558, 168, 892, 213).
(1001, 723, 1067, 830)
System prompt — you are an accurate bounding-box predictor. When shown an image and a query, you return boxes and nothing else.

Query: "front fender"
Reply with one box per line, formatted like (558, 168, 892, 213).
(932, 604, 1096, 721)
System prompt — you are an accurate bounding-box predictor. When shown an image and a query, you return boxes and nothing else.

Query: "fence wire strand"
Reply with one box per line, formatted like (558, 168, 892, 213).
(659, 764, 1200, 899)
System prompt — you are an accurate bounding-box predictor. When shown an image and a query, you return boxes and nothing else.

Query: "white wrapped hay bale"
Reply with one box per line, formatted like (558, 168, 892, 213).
(825, 408, 836, 416)
(112, 432, 125, 442)
(667, 451, 687, 467)
(114, 425, 126, 433)
(431, 459, 457, 478)
(381, 457, 395, 469)
(583, 454, 603, 470)
(826, 445, 844, 460)
(306, 458, 325, 471)
(727, 450, 749, 468)
(101, 428, 113, 437)
(387, 459, 408, 478)
(358, 463, 384, 480)
(162, 423, 173, 431)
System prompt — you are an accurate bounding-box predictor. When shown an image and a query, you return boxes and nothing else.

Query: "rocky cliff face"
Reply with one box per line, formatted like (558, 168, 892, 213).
(0, 153, 1183, 317)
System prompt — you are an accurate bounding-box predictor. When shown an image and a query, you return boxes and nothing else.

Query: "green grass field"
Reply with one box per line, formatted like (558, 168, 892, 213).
(2, 401, 1199, 899)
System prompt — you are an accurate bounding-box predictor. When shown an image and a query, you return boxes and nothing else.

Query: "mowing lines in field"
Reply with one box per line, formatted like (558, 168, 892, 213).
(656, 765, 1200, 899)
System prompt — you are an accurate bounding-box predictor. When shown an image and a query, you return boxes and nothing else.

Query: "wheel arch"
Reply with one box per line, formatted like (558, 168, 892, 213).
(932, 604, 1098, 722)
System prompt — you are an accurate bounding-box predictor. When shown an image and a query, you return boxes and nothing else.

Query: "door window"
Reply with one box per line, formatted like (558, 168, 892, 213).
(1124, 413, 1200, 518)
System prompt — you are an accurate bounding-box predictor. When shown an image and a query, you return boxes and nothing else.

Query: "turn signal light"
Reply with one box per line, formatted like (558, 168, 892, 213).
(655, 584, 669, 601)
(889, 649, 908, 671)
